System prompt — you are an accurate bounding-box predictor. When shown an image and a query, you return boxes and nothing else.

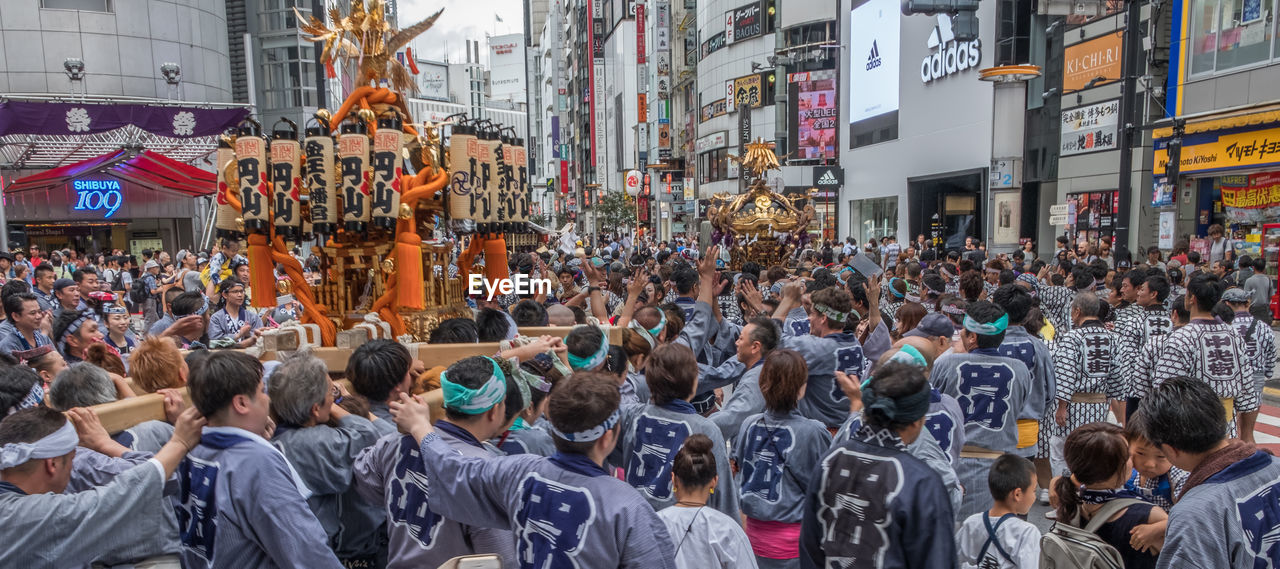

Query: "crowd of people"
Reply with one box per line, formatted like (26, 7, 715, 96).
(0, 231, 1277, 569)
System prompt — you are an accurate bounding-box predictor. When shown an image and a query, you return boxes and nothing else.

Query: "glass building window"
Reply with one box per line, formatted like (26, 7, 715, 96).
(1191, 0, 1278, 75)
(851, 197, 899, 243)
(699, 149, 728, 184)
(42, 0, 111, 10)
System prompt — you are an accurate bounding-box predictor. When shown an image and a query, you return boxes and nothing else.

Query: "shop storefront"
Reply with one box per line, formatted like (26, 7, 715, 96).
(838, 0, 999, 251)
(3, 149, 214, 255)
(1065, 190, 1120, 245)
(1153, 110, 1280, 252)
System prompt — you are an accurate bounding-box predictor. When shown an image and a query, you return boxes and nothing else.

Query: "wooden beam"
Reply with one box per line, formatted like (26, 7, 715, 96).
(256, 327, 620, 373)
(91, 381, 445, 435)
(108, 325, 619, 433)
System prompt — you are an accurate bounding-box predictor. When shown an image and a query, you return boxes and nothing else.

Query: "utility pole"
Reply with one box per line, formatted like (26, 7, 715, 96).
(1114, 0, 1143, 251)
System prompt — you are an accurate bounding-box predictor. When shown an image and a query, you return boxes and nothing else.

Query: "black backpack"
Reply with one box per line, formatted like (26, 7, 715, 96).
(129, 276, 150, 305)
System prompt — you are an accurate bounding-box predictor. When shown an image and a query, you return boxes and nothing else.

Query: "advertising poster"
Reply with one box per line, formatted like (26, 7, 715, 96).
(848, 0, 899, 143)
(733, 74, 763, 108)
(1061, 99, 1120, 156)
(727, 2, 763, 44)
(993, 191, 1021, 245)
(1159, 211, 1176, 249)
(790, 70, 837, 160)
(1063, 31, 1123, 91)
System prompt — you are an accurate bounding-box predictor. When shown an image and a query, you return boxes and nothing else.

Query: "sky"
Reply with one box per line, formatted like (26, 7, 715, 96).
(398, 0, 526, 65)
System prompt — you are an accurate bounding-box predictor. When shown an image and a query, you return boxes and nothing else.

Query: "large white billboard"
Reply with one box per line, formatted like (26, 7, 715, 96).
(414, 61, 449, 101)
(848, 0, 899, 124)
(488, 34, 526, 105)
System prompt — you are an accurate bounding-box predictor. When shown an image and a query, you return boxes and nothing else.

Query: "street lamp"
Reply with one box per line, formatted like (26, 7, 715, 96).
(63, 58, 85, 80)
(160, 63, 182, 85)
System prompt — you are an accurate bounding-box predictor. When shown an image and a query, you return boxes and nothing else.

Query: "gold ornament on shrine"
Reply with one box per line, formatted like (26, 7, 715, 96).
(708, 138, 816, 269)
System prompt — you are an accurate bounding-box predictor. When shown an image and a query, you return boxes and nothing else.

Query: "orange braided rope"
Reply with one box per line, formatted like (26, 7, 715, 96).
(267, 231, 338, 346)
(368, 167, 449, 337)
(327, 86, 419, 137)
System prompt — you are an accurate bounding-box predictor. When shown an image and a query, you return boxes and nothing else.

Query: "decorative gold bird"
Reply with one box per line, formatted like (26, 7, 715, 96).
(726, 138, 784, 176)
(295, 0, 445, 93)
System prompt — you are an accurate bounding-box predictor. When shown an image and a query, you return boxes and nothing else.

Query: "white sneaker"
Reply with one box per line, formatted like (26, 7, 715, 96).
(1039, 488, 1051, 505)
(1044, 510, 1058, 520)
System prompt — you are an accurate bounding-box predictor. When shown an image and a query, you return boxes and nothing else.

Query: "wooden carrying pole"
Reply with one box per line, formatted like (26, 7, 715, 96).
(93, 327, 620, 434)
(94, 381, 444, 435)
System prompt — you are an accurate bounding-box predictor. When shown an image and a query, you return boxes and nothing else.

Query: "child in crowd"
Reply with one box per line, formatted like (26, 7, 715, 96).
(1122, 411, 1185, 554)
(955, 453, 1042, 568)
(1054, 422, 1167, 569)
(732, 349, 831, 569)
(659, 434, 758, 569)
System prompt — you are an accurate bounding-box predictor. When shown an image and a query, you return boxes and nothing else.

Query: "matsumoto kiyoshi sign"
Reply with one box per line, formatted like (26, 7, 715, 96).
(920, 15, 981, 84)
(71, 179, 124, 218)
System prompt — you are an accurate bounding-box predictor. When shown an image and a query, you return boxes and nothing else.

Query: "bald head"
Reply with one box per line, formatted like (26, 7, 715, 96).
(546, 304, 576, 326)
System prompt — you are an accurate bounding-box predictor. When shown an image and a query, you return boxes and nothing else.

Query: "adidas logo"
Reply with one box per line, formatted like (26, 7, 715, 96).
(817, 170, 839, 186)
(866, 40, 882, 71)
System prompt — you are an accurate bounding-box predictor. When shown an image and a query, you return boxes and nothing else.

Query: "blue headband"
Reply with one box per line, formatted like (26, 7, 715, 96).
(568, 327, 610, 370)
(102, 304, 128, 315)
(58, 312, 93, 353)
(889, 278, 906, 299)
(648, 310, 667, 338)
(963, 313, 1009, 336)
(547, 407, 621, 442)
(440, 357, 507, 414)
(628, 319, 657, 349)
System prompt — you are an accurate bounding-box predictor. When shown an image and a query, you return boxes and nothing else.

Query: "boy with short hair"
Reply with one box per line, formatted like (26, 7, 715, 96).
(955, 453, 1042, 568)
(1122, 411, 1185, 554)
(173, 351, 342, 569)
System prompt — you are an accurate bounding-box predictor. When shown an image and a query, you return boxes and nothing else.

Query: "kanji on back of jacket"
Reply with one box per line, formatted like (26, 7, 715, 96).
(211, 0, 538, 346)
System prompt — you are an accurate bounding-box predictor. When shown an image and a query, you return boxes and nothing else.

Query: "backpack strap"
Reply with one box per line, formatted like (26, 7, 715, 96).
(1246, 316, 1261, 344)
(978, 512, 1018, 564)
(1082, 498, 1145, 533)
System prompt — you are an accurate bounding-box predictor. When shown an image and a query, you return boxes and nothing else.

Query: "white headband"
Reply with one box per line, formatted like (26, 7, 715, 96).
(0, 420, 77, 469)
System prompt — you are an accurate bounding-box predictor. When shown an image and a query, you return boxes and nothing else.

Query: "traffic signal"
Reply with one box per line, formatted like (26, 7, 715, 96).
(902, 0, 980, 42)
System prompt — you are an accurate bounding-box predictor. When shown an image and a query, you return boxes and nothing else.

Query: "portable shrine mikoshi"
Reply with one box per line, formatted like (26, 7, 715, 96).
(706, 138, 818, 270)
(210, 0, 538, 346)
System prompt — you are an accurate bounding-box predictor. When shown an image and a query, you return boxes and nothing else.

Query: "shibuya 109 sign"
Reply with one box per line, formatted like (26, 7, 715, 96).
(71, 179, 124, 218)
(920, 15, 981, 84)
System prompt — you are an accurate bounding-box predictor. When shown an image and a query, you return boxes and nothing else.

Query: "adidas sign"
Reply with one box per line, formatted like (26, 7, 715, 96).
(815, 167, 842, 187)
(920, 15, 981, 84)
(866, 40, 882, 71)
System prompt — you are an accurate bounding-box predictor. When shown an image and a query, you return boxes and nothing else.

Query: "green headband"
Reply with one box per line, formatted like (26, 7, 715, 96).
(568, 327, 610, 370)
(648, 309, 667, 338)
(962, 313, 1009, 336)
(440, 357, 507, 414)
(888, 344, 928, 368)
(814, 303, 850, 324)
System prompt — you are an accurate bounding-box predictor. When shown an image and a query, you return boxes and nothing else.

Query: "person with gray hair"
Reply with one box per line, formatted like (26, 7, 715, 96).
(50, 360, 178, 453)
(47, 362, 117, 411)
(268, 353, 381, 565)
(1049, 290, 1120, 478)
